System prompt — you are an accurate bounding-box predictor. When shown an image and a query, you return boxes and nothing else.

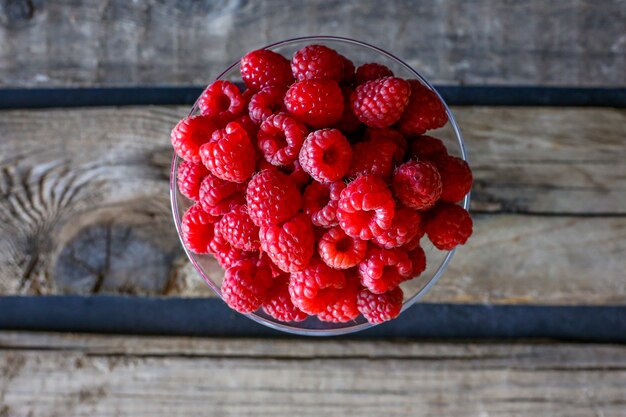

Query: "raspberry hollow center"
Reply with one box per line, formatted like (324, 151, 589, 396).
(335, 237, 352, 253)
(217, 95, 231, 112)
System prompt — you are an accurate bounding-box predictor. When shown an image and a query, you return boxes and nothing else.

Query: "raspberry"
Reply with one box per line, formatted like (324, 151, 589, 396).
(357, 287, 403, 324)
(241, 88, 254, 108)
(302, 181, 345, 227)
(240, 49, 294, 91)
(358, 247, 412, 294)
(259, 213, 315, 273)
(433, 155, 473, 203)
(209, 232, 255, 269)
(171, 115, 217, 163)
(230, 114, 258, 141)
(198, 173, 245, 216)
(364, 128, 407, 164)
(409, 135, 448, 160)
(284, 80, 344, 128)
(407, 244, 426, 277)
(340, 55, 356, 84)
(291, 44, 344, 82)
(288, 258, 346, 314)
(299, 129, 352, 182)
(318, 227, 367, 269)
(403, 233, 423, 252)
(373, 207, 422, 249)
(346, 137, 396, 180)
(258, 251, 286, 278)
(198, 80, 245, 124)
(317, 273, 360, 323)
(351, 77, 410, 128)
(423, 202, 473, 250)
(334, 86, 362, 133)
(337, 175, 395, 240)
(391, 160, 442, 210)
(181, 204, 219, 254)
(248, 86, 286, 124)
(397, 80, 448, 135)
(259, 159, 311, 190)
(246, 170, 302, 226)
(177, 160, 209, 201)
(200, 122, 256, 183)
(355, 63, 394, 85)
(215, 205, 260, 251)
(221, 258, 272, 313)
(279, 159, 310, 189)
(257, 112, 308, 166)
(262, 277, 308, 322)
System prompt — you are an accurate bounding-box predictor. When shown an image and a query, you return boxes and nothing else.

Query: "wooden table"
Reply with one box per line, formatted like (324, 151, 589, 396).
(1, 1, 625, 415)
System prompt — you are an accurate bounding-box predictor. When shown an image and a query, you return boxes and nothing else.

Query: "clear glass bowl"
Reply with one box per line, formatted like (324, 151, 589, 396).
(170, 36, 469, 336)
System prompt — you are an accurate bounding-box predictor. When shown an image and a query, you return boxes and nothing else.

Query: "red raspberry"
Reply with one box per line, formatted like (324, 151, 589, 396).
(181, 204, 219, 254)
(279, 159, 310, 189)
(259, 213, 315, 273)
(318, 227, 367, 269)
(200, 122, 256, 183)
(215, 205, 260, 251)
(240, 49, 294, 91)
(391, 160, 442, 210)
(246, 170, 302, 226)
(346, 137, 396, 180)
(340, 55, 356, 84)
(334, 86, 362, 133)
(291, 44, 344, 82)
(241, 88, 254, 108)
(373, 207, 422, 249)
(407, 244, 427, 277)
(258, 251, 287, 278)
(230, 114, 258, 141)
(402, 233, 423, 252)
(397, 80, 448, 135)
(351, 77, 410, 128)
(337, 175, 395, 240)
(302, 181, 345, 227)
(357, 287, 403, 324)
(364, 128, 407, 163)
(248, 86, 286, 124)
(423, 202, 473, 250)
(198, 173, 245, 216)
(257, 112, 307, 166)
(355, 63, 394, 85)
(221, 258, 272, 313)
(198, 80, 245, 124)
(284, 80, 344, 128)
(177, 160, 209, 201)
(299, 128, 352, 182)
(209, 232, 255, 269)
(288, 258, 346, 314)
(358, 247, 412, 294)
(433, 155, 473, 203)
(317, 273, 360, 323)
(262, 277, 308, 322)
(409, 135, 448, 160)
(171, 115, 217, 163)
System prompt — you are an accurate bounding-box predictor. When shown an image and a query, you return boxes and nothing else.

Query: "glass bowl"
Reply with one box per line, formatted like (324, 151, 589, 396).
(170, 36, 469, 336)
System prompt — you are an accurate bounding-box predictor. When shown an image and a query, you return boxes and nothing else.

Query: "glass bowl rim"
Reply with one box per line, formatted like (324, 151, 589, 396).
(170, 35, 470, 336)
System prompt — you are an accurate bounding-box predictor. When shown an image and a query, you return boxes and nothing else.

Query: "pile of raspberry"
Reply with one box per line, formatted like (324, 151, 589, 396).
(172, 44, 473, 325)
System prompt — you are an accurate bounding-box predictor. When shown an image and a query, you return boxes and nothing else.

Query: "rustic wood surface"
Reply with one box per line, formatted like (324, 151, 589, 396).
(1, 0, 625, 88)
(0, 332, 624, 416)
(0, 105, 624, 303)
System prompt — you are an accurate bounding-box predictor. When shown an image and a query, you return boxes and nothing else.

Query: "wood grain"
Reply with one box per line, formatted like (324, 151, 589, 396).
(0, 0, 624, 88)
(1, 332, 625, 417)
(0, 106, 625, 303)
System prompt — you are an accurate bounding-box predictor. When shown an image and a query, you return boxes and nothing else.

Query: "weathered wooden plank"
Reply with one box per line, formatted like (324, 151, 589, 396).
(0, 0, 624, 88)
(0, 106, 624, 302)
(0, 332, 625, 417)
